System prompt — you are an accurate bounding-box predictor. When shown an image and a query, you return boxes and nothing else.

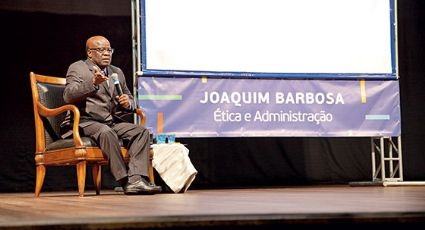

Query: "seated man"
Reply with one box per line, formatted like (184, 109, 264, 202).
(61, 35, 161, 195)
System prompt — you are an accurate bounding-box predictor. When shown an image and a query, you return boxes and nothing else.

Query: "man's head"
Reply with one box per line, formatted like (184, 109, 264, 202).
(86, 36, 113, 68)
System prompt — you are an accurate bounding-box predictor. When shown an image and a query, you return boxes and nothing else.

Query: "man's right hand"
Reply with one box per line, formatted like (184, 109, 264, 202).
(92, 65, 109, 85)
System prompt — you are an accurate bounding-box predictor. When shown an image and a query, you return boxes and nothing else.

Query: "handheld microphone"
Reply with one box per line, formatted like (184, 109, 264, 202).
(111, 73, 123, 96)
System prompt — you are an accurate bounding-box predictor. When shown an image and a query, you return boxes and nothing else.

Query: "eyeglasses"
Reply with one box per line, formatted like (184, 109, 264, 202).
(88, 47, 114, 54)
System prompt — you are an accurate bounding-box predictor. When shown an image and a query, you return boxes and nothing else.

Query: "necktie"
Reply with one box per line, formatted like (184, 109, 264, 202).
(101, 70, 109, 87)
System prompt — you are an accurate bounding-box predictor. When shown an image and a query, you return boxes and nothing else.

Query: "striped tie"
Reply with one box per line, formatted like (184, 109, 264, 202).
(101, 70, 109, 87)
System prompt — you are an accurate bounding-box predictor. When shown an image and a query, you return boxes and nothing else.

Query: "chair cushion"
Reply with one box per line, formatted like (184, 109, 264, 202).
(46, 137, 124, 151)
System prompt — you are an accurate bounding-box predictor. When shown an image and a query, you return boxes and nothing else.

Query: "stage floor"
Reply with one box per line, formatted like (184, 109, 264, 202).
(1, 185, 425, 229)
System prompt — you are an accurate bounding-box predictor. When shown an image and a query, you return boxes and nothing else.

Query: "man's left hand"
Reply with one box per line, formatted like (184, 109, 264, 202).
(116, 94, 131, 109)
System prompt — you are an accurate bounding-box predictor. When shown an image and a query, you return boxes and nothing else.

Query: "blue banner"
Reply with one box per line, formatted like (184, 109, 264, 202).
(138, 77, 401, 137)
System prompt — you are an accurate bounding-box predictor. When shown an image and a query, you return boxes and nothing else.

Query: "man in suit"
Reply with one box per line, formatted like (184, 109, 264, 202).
(61, 35, 161, 195)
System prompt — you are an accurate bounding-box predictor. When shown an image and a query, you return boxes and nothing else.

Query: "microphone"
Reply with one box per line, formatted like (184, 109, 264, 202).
(111, 73, 123, 96)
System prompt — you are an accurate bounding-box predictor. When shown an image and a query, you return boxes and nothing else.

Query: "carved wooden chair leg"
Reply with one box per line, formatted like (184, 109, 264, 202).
(149, 148, 155, 184)
(76, 161, 87, 197)
(92, 164, 101, 195)
(35, 165, 46, 197)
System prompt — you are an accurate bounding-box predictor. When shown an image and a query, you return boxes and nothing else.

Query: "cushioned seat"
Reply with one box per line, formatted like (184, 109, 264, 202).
(46, 137, 99, 151)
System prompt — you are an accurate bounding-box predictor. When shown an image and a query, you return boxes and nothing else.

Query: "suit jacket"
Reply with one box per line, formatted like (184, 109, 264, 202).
(60, 59, 135, 138)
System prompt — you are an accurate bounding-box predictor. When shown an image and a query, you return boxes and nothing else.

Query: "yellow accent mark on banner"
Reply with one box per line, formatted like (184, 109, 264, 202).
(360, 80, 366, 103)
(201, 76, 208, 83)
(157, 112, 163, 133)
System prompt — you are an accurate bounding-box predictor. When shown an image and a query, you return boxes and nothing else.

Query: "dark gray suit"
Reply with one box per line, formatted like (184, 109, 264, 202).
(61, 59, 149, 181)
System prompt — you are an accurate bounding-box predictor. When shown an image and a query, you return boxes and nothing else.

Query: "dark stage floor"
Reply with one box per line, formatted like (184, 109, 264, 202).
(1, 185, 425, 229)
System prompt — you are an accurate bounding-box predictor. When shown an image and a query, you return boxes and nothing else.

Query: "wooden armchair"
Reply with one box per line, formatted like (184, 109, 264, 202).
(30, 72, 154, 197)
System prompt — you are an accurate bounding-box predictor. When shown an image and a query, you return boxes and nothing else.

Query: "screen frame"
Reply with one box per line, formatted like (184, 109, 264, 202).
(139, 0, 397, 80)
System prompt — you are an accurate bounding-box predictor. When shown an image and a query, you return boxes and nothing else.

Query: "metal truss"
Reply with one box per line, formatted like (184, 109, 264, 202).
(371, 136, 403, 183)
(351, 136, 425, 186)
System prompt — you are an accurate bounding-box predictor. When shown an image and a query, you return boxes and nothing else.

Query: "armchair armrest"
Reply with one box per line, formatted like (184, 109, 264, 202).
(36, 102, 83, 148)
(134, 108, 146, 127)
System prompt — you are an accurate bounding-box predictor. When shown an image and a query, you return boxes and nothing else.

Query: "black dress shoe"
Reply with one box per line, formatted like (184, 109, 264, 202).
(124, 178, 162, 195)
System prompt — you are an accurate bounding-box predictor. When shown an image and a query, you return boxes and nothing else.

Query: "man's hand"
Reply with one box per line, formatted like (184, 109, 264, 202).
(116, 94, 131, 109)
(92, 65, 108, 85)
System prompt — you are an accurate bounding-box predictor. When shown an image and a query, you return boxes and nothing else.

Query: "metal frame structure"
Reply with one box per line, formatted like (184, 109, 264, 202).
(371, 136, 403, 184)
(350, 136, 425, 186)
(131, 0, 142, 123)
(131, 0, 424, 187)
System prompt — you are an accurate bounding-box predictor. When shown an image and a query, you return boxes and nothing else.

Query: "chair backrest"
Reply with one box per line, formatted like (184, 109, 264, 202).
(30, 72, 67, 149)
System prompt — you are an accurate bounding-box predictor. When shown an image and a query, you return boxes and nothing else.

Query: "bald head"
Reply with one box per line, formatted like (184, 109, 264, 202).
(86, 36, 112, 68)
(86, 36, 109, 52)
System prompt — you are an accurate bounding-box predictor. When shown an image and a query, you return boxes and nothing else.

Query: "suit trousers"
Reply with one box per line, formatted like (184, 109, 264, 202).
(81, 121, 150, 181)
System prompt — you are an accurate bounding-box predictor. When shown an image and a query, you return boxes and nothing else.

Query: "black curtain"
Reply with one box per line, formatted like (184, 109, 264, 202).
(0, 0, 424, 192)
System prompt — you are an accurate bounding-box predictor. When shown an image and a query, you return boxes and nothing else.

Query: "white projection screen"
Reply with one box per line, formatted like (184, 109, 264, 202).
(140, 0, 396, 79)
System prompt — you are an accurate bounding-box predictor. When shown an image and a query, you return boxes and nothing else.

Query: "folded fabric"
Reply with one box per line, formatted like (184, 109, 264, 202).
(152, 143, 197, 193)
